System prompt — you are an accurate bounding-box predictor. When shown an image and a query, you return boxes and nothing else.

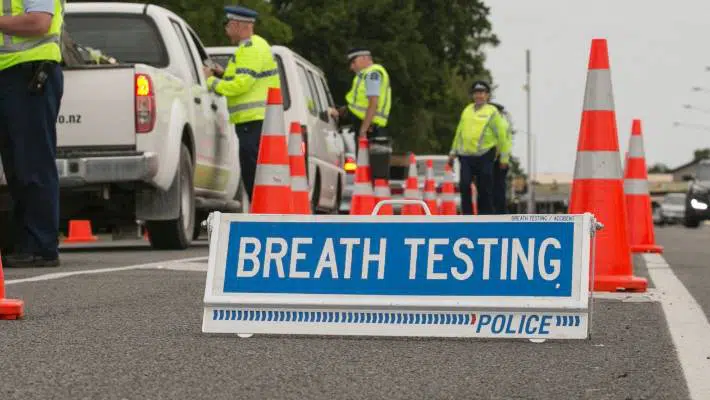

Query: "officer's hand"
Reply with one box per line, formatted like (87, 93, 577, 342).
(448, 154, 456, 166)
(213, 64, 224, 76)
(203, 65, 214, 78)
(328, 107, 340, 120)
(500, 162, 509, 170)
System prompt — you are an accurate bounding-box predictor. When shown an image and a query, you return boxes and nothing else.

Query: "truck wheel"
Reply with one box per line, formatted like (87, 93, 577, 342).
(146, 144, 195, 249)
(0, 210, 13, 254)
(684, 214, 700, 228)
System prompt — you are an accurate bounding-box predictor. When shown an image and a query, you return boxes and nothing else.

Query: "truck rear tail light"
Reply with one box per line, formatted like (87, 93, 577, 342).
(135, 73, 156, 133)
(344, 156, 357, 173)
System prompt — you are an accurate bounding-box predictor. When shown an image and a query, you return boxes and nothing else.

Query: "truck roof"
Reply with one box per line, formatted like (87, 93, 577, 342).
(66, 2, 182, 21)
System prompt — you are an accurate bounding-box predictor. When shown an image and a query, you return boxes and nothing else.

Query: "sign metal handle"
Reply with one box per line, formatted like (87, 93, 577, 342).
(371, 199, 432, 216)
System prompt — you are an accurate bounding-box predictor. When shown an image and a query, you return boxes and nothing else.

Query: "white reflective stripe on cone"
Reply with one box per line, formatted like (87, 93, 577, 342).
(290, 176, 308, 192)
(573, 151, 623, 179)
(404, 189, 421, 199)
(288, 134, 302, 155)
(624, 179, 649, 195)
(583, 69, 615, 111)
(357, 145, 370, 166)
(254, 164, 291, 186)
(628, 136, 645, 158)
(353, 182, 374, 195)
(441, 194, 457, 202)
(424, 191, 437, 200)
(374, 187, 390, 197)
(261, 106, 285, 136)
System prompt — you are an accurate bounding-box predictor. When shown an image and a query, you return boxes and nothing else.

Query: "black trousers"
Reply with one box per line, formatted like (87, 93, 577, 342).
(351, 117, 390, 181)
(0, 61, 63, 258)
(493, 158, 509, 214)
(235, 120, 263, 202)
(458, 148, 496, 215)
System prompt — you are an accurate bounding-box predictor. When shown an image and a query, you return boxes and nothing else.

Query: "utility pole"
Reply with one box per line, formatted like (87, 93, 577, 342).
(525, 49, 535, 213)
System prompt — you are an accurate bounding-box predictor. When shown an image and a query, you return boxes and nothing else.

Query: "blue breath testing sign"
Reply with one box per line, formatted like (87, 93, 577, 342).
(202, 213, 595, 341)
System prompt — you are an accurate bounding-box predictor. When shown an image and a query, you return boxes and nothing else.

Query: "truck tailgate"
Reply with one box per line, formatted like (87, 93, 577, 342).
(58, 67, 136, 148)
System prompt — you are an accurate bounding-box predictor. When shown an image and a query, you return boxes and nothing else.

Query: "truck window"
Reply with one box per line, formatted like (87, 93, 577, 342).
(63, 13, 168, 67)
(169, 20, 199, 84)
(320, 76, 336, 107)
(273, 54, 291, 111)
(296, 63, 317, 117)
(305, 70, 326, 121)
(309, 71, 330, 122)
(211, 54, 231, 69)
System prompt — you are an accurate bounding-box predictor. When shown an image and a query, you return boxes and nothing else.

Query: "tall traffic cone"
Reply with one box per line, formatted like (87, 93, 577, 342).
(402, 153, 424, 215)
(63, 220, 98, 243)
(568, 38, 647, 292)
(288, 122, 311, 214)
(423, 160, 439, 215)
(350, 136, 376, 215)
(373, 179, 393, 215)
(1, 252, 24, 320)
(251, 87, 293, 214)
(440, 163, 457, 215)
(624, 119, 663, 253)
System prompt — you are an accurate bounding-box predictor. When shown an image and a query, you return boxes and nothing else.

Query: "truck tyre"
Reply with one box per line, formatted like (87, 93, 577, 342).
(146, 144, 195, 249)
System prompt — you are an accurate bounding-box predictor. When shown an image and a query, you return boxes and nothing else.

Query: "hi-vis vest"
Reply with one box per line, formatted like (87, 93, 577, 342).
(207, 34, 280, 125)
(450, 103, 511, 164)
(345, 63, 391, 127)
(0, 0, 64, 71)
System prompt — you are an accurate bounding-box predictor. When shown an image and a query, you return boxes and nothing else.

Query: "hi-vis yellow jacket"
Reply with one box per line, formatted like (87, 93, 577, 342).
(450, 103, 511, 164)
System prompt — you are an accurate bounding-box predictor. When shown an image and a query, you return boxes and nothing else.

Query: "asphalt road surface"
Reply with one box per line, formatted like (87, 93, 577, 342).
(0, 228, 706, 400)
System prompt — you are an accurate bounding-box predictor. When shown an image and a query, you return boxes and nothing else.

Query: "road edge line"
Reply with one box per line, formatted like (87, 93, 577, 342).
(643, 253, 710, 400)
(5, 256, 209, 286)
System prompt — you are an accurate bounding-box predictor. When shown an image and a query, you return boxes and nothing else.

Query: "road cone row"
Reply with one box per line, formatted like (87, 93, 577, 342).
(251, 87, 311, 215)
(624, 119, 662, 253)
(568, 38, 649, 293)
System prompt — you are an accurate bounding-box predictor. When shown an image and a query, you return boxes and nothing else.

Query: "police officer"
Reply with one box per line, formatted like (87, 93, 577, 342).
(0, 0, 64, 267)
(448, 81, 511, 215)
(203, 5, 280, 202)
(331, 48, 392, 179)
(490, 102, 512, 214)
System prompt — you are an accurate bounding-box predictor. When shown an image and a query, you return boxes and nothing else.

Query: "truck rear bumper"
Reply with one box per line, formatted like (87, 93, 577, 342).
(57, 152, 159, 186)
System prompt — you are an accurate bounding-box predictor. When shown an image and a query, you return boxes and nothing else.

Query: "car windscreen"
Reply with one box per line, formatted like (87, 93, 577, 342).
(210, 54, 232, 69)
(64, 13, 169, 67)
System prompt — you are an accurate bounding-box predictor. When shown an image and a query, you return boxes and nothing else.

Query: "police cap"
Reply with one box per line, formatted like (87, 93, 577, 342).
(224, 5, 258, 23)
(471, 80, 491, 93)
(347, 47, 371, 63)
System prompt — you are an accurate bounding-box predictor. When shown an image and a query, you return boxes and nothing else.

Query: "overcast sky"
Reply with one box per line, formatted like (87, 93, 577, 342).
(485, 0, 710, 175)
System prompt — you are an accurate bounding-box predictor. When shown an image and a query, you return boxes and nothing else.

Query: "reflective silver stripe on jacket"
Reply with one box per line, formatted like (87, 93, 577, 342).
(573, 151, 622, 179)
(583, 69, 614, 111)
(254, 164, 291, 187)
(624, 178, 648, 195)
(228, 101, 266, 114)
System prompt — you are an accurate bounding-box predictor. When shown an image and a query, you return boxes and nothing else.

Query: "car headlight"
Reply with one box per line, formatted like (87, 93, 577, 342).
(691, 198, 708, 210)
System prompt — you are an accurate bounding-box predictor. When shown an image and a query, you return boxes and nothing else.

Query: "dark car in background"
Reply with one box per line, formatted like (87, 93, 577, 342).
(684, 159, 710, 228)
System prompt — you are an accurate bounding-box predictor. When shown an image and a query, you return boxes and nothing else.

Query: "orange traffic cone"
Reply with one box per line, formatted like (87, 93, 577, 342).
(350, 136, 376, 215)
(288, 122, 311, 214)
(624, 119, 663, 253)
(373, 179, 393, 215)
(440, 163, 457, 215)
(402, 153, 424, 215)
(423, 160, 439, 215)
(0, 252, 24, 320)
(471, 183, 479, 215)
(568, 38, 646, 292)
(63, 220, 98, 243)
(251, 87, 293, 214)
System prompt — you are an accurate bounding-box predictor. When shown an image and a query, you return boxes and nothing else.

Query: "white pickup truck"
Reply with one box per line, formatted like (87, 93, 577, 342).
(0, 2, 244, 250)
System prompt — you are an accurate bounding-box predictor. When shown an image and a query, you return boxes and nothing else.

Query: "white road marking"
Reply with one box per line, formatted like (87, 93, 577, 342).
(592, 289, 659, 302)
(643, 253, 710, 400)
(4, 256, 208, 286)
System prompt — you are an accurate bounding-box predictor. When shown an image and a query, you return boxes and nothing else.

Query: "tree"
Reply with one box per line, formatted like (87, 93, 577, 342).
(648, 163, 670, 173)
(694, 148, 710, 161)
